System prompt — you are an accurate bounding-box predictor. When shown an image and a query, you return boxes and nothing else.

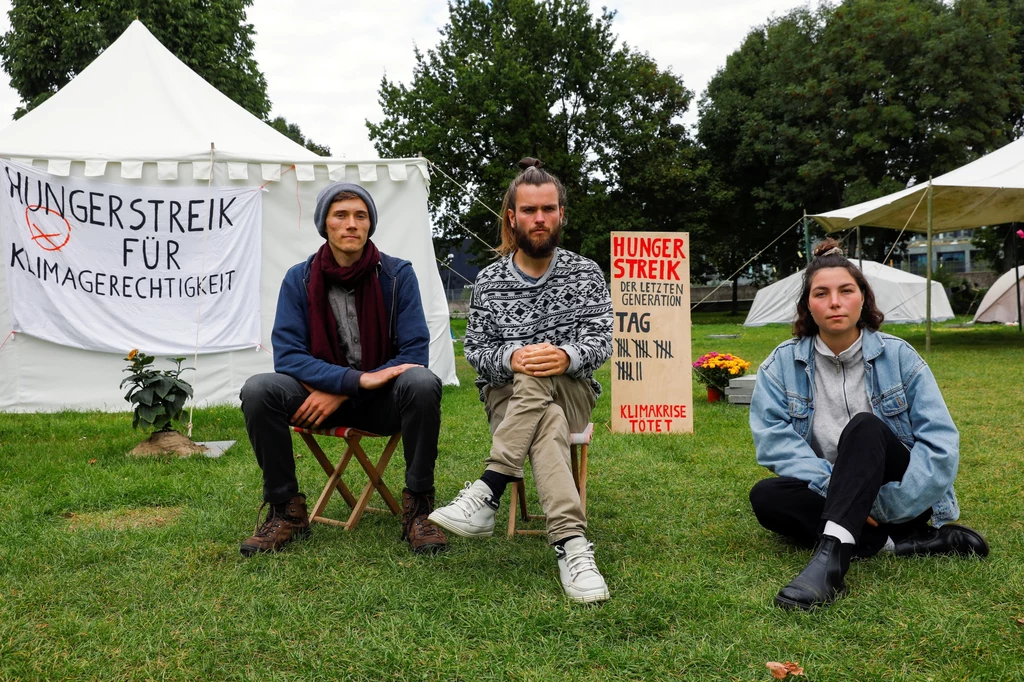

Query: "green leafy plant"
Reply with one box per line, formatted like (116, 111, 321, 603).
(120, 349, 194, 432)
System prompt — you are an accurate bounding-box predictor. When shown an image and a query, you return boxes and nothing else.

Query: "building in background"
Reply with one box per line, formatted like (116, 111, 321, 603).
(904, 229, 986, 276)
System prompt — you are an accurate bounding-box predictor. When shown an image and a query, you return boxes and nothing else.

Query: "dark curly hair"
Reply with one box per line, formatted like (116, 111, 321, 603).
(793, 238, 885, 338)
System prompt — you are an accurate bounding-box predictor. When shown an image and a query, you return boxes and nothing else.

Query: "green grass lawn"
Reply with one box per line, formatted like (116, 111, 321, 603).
(2, 320, 1023, 681)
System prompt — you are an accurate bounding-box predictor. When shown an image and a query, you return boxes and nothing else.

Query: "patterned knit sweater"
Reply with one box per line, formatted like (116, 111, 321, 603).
(465, 248, 613, 397)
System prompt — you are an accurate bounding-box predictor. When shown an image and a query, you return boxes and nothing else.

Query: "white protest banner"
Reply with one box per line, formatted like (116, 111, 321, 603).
(610, 231, 693, 434)
(0, 160, 262, 355)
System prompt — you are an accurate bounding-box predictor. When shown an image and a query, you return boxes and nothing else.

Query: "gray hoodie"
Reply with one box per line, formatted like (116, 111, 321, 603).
(810, 332, 871, 463)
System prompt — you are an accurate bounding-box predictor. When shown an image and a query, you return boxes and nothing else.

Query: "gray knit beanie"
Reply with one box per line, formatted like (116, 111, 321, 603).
(313, 182, 378, 239)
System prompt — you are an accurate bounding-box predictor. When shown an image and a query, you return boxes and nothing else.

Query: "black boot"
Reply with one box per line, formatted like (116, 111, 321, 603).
(892, 524, 989, 558)
(775, 535, 853, 610)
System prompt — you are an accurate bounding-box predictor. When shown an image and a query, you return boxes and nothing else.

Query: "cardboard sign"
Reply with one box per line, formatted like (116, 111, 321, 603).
(0, 160, 262, 354)
(610, 232, 692, 433)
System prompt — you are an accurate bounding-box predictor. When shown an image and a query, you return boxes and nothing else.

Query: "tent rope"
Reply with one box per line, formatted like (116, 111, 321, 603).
(0, 330, 15, 353)
(880, 284, 928, 316)
(691, 216, 802, 310)
(425, 159, 503, 253)
(185, 143, 216, 439)
(426, 158, 502, 220)
(294, 166, 302, 230)
(964, 286, 985, 317)
(880, 188, 929, 266)
(426, 160, 928, 328)
(437, 257, 475, 286)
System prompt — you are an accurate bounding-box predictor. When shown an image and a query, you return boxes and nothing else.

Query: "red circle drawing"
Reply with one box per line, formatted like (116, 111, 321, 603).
(25, 204, 72, 252)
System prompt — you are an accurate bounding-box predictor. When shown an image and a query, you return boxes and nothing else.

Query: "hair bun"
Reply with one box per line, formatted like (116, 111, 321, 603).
(518, 157, 543, 170)
(813, 238, 844, 258)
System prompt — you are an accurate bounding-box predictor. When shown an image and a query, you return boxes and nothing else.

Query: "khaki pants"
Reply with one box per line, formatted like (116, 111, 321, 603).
(483, 373, 597, 543)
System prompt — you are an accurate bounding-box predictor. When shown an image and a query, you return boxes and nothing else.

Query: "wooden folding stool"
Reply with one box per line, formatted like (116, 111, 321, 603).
(507, 422, 594, 537)
(290, 425, 402, 530)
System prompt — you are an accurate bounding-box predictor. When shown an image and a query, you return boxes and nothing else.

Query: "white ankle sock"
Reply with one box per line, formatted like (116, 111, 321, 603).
(881, 536, 895, 553)
(823, 521, 856, 545)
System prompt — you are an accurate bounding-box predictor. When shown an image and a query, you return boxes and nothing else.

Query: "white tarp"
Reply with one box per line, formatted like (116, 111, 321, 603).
(811, 137, 1024, 233)
(973, 267, 1024, 324)
(1, 160, 261, 354)
(0, 21, 457, 413)
(0, 22, 319, 164)
(744, 260, 954, 327)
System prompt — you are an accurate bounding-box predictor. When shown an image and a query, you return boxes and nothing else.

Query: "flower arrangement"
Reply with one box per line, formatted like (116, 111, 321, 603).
(120, 349, 194, 432)
(692, 352, 751, 390)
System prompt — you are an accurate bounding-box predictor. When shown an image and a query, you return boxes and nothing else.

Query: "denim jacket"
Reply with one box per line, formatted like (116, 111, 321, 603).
(750, 329, 960, 526)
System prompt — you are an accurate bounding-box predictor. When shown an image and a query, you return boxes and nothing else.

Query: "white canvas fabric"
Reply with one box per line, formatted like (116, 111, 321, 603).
(811, 137, 1024, 233)
(0, 21, 457, 412)
(744, 260, 954, 327)
(0, 21, 318, 163)
(1, 160, 262, 354)
(972, 267, 1024, 324)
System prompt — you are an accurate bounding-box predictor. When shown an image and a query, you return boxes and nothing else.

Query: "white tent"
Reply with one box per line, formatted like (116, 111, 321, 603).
(810, 134, 1024, 346)
(811, 137, 1024, 234)
(973, 267, 1024, 324)
(0, 21, 457, 413)
(744, 260, 954, 327)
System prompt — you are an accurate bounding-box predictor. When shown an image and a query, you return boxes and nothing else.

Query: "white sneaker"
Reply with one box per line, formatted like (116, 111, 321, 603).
(556, 537, 610, 603)
(427, 480, 498, 538)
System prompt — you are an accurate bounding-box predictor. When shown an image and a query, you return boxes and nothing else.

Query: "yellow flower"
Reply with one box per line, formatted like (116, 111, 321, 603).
(127, 349, 138, 360)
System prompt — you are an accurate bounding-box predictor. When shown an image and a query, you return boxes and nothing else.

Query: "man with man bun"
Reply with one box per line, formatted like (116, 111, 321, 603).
(429, 159, 614, 603)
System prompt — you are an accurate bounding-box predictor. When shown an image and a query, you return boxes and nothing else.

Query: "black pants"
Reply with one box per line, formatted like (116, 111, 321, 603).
(750, 413, 931, 557)
(240, 368, 442, 503)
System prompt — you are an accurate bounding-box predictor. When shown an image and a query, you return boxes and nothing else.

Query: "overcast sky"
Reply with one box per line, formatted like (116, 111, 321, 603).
(0, 0, 814, 159)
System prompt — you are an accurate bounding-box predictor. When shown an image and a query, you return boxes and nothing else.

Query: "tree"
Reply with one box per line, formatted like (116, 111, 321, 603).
(0, 0, 328, 154)
(368, 0, 705, 268)
(971, 224, 1023, 272)
(1, 0, 269, 117)
(268, 117, 331, 156)
(699, 0, 1023, 280)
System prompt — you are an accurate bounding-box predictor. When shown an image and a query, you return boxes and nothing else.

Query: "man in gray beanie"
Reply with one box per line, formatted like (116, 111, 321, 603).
(238, 181, 447, 556)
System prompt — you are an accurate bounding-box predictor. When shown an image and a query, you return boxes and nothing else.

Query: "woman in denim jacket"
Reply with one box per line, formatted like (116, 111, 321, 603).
(749, 238, 988, 611)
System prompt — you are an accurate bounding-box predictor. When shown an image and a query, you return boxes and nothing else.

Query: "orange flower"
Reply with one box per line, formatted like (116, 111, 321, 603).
(127, 349, 138, 360)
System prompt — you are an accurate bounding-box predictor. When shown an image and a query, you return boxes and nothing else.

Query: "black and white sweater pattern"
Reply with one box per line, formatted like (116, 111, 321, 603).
(465, 248, 613, 397)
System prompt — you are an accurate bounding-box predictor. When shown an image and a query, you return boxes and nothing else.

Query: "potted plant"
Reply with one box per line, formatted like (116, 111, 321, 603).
(121, 349, 206, 455)
(692, 352, 751, 402)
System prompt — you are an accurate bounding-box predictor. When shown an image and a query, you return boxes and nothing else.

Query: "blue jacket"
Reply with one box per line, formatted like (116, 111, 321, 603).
(271, 251, 430, 397)
(750, 329, 960, 526)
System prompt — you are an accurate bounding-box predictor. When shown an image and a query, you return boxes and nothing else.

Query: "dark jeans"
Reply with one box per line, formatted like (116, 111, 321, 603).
(750, 413, 931, 557)
(240, 367, 442, 503)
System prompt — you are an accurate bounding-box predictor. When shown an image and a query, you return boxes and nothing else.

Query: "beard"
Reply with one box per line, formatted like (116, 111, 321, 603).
(514, 222, 562, 259)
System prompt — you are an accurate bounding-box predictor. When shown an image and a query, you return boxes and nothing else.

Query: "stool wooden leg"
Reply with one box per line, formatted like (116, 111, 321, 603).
(505, 425, 592, 538)
(295, 429, 405, 530)
(507, 481, 519, 538)
(510, 478, 549, 536)
(301, 432, 357, 508)
(517, 479, 532, 521)
(577, 443, 588, 516)
(310, 446, 356, 527)
(351, 434, 401, 514)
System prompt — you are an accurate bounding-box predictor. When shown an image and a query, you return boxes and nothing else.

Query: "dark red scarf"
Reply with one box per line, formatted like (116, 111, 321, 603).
(307, 240, 392, 371)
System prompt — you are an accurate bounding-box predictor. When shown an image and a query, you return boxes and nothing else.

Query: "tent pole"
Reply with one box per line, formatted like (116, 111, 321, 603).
(803, 209, 811, 265)
(1014, 222, 1022, 332)
(857, 226, 863, 270)
(926, 179, 933, 353)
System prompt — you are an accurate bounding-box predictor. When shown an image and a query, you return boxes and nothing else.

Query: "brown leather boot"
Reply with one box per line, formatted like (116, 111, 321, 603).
(401, 488, 448, 555)
(240, 494, 310, 557)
